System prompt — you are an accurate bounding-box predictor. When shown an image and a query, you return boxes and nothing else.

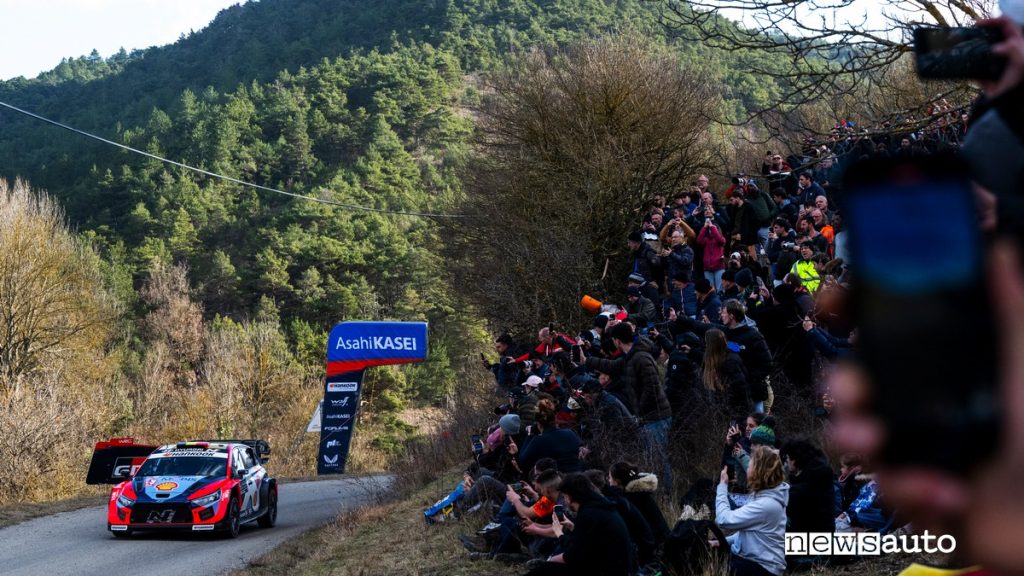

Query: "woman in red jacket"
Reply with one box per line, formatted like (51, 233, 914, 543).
(697, 206, 727, 291)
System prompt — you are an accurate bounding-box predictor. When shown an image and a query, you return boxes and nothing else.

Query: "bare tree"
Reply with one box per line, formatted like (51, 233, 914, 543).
(140, 261, 204, 389)
(662, 0, 993, 138)
(0, 178, 117, 396)
(202, 319, 301, 438)
(447, 34, 721, 334)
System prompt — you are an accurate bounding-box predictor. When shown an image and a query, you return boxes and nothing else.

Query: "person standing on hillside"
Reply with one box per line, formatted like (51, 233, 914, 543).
(585, 322, 673, 494)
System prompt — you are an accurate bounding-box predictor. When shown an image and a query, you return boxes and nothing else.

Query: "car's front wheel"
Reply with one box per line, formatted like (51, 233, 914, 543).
(257, 487, 277, 528)
(223, 496, 241, 538)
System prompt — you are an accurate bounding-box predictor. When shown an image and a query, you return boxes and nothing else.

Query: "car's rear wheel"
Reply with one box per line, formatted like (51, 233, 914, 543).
(257, 487, 277, 528)
(223, 497, 241, 538)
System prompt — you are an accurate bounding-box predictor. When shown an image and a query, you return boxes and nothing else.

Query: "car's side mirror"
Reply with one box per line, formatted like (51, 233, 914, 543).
(233, 468, 244, 479)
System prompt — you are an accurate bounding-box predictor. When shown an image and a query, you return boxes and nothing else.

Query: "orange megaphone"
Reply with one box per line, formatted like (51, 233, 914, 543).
(580, 295, 603, 315)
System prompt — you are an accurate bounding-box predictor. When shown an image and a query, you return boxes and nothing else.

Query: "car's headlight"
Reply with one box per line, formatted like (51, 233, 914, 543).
(191, 492, 222, 507)
(116, 494, 135, 508)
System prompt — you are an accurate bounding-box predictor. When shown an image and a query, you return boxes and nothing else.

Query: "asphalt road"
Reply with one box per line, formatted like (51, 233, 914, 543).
(0, 475, 392, 576)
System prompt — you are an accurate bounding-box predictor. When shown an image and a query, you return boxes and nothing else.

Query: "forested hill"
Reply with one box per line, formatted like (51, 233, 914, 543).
(0, 0, 783, 359)
(0, 0, 663, 166)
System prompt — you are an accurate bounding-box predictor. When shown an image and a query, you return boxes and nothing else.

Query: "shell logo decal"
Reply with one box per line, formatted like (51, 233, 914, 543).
(155, 481, 178, 491)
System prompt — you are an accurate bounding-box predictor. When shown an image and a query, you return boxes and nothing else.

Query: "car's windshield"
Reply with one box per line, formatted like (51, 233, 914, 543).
(135, 456, 227, 478)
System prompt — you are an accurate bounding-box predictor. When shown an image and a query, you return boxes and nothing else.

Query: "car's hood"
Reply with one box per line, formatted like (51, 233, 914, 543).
(132, 475, 221, 502)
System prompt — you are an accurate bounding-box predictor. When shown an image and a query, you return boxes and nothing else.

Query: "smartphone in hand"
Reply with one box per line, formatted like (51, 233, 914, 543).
(553, 504, 566, 521)
(914, 26, 1006, 80)
(845, 154, 999, 474)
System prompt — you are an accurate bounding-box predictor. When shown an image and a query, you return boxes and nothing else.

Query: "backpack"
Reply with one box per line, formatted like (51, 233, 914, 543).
(661, 519, 729, 576)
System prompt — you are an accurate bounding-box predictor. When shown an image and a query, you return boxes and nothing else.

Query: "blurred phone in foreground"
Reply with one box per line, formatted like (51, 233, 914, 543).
(914, 26, 1006, 80)
(844, 154, 999, 474)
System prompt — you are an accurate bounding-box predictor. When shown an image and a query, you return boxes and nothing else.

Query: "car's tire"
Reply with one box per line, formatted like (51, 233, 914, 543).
(257, 487, 277, 528)
(223, 496, 241, 538)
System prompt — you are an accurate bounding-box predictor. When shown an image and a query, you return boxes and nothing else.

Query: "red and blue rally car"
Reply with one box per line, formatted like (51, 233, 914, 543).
(98, 439, 276, 538)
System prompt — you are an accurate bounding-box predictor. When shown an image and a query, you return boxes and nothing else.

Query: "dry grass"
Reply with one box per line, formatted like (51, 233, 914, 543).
(0, 491, 107, 529)
(229, 467, 519, 576)
(227, 461, 935, 576)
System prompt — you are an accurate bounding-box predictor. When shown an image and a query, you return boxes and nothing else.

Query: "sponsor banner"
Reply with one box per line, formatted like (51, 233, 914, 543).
(317, 370, 364, 475)
(326, 321, 428, 376)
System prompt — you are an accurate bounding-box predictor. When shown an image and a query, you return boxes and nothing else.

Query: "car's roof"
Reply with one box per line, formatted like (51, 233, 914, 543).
(150, 441, 235, 456)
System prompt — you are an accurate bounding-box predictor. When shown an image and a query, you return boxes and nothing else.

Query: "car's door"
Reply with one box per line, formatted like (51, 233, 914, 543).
(241, 447, 261, 513)
(233, 448, 258, 516)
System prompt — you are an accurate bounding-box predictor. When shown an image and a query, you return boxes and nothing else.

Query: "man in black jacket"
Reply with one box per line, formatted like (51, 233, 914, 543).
(585, 322, 674, 494)
(673, 299, 773, 412)
(578, 380, 639, 467)
(781, 440, 837, 535)
(628, 231, 662, 285)
(527, 473, 636, 576)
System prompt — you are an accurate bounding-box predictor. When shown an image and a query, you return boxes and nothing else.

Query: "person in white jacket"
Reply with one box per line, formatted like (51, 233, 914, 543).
(715, 445, 790, 576)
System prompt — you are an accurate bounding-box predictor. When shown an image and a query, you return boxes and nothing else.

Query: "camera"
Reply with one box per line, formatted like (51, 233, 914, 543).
(781, 241, 796, 250)
(731, 174, 748, 186)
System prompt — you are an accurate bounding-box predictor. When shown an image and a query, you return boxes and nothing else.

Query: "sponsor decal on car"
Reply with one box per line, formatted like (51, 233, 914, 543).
(155, 481, 179, 491)
(324, 413, 353, 420)
(327, 382, 358, 393)
(192, 525, 215, 531)
(330, 398, 350, 407)
(145, 478, 157, 487)
(326, 440, 341, 448)
(323, 454, 339, 465)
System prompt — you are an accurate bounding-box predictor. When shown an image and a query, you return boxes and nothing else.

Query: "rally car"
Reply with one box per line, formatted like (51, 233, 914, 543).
(100, 439, 277, 538)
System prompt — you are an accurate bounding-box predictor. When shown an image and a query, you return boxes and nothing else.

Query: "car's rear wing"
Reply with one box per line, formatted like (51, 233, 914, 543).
(188, 439, 271, 463)
(85, 437, 159, 485)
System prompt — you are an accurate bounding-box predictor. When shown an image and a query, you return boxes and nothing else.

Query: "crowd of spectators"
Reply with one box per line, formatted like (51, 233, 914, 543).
(420, 15, 1024, 576)
(441, 143, 895, 575)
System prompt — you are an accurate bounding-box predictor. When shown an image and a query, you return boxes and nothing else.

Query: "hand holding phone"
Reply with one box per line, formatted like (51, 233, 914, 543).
(914, 26, 1007, 80)
(845, 154, 998, 474)
(553, 504, 566, 522)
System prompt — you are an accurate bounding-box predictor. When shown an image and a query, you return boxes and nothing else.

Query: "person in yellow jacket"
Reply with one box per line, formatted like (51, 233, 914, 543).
(790, 242, 821, 292)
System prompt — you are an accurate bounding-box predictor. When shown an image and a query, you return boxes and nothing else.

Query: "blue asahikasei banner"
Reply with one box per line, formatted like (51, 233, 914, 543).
(326, 321, 428, 377)
(318, 322, 428, 475)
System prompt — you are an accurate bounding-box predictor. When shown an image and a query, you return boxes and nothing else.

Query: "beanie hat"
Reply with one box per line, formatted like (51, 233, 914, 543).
(626, 286, 641, 297)
(628, 231, 643, 243)
(735, 268, 754, 289)
(627, 273, 646, 284)
(581, 379, 602, 394)
(593, 314, 609, 330)
(721, 269, 737, 282)
(695, 278, 713, 294)
(523, 375, 543, 388)
(750, 425, 776, 446)
(499, 414, 521, 435)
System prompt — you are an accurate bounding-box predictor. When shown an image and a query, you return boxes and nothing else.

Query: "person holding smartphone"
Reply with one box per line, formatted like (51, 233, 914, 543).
(525, 473, 635, 576)
(698, 206, 728, 291)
